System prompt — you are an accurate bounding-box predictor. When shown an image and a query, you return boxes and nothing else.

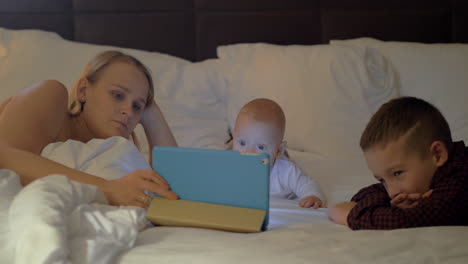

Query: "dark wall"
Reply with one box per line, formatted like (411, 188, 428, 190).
(0, 0, 467, 61)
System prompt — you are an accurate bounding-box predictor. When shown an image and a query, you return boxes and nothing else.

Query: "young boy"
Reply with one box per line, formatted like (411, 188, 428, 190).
(329, 97, 468, 230)
(232, 98, 325, 208)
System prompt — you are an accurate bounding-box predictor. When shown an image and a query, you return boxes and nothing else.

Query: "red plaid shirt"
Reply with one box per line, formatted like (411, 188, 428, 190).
(347, 141, 468, 230)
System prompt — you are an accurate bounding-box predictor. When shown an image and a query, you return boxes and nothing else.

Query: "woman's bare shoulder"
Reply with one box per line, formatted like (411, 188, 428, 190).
(14, 80, 69, 113)
(0, 80, 71, 153)
(20, 79, 68, 98)
(0, 80, 68, 107)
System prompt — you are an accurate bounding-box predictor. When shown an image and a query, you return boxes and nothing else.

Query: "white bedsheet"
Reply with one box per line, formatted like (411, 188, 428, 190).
(0, 137, 149, 264)
(1, 137, 467, 264)
(118, 198, 468, 264)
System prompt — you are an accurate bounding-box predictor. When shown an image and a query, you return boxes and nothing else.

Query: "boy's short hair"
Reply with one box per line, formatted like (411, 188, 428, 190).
(360, 97, 453, 156)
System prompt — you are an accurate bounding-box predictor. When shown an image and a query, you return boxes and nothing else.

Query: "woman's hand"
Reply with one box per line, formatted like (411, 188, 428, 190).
(140, 101, 177, 147)
(100, 169, 178, 208)
(140, 101, 162, 129)
(139, 101, 177, 162)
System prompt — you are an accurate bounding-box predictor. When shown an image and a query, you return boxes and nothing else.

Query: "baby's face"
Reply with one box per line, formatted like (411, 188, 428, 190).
(233, 117, 282, 166)
(364, 135, 438, 199)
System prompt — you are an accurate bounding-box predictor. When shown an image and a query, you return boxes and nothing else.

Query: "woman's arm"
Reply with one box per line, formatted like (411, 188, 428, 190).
(0, 80, 69, 156)
(0, 143, 177, 207)
(0, 97, 12, 114)
(140, 102, 178, 162)
(0, 80, 110, 186)
(0, 81, 176, 207)
(0, 144, 107, 185)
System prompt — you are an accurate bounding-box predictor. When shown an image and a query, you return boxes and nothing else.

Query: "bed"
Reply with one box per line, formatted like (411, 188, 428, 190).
(1, 0, 468, 263)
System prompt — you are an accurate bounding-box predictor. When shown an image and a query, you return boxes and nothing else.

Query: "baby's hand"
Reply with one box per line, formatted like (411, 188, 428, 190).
(299, 195, 326, 209)
(390, 189, 433, 209)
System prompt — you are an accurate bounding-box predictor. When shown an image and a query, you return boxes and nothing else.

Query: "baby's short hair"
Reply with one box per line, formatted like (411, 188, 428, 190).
(360, 97, 453, 156)
(237, 98, 286, 140)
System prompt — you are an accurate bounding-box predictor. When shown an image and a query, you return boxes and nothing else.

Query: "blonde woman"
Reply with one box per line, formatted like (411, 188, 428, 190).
(0, 50, 178, 208)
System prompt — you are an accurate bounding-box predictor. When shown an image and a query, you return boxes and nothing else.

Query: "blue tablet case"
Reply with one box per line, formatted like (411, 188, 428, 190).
(152, 146, 270, 230)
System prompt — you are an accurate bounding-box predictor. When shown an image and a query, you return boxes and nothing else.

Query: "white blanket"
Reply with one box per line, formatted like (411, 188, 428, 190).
(1, 137, 468, 264)
(115, 197, 468, 264)
(1, 137, 149, 264)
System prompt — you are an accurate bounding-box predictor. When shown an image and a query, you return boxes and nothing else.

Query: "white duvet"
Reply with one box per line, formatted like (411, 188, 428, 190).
(0, 137, 149, 264)
(1, 137, 467, 264)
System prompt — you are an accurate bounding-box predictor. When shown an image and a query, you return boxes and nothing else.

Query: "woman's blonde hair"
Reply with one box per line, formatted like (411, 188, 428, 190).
(68, 50, 154, 148)
(69, 50, 154, 114)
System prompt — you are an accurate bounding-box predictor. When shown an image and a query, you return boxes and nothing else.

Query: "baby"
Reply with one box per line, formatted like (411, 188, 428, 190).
(232, 98, 325, 208)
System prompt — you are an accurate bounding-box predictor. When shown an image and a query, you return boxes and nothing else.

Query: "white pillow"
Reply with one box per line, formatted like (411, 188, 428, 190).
(0, 28, 188, 101)
(136, 59, 229, 155)
(217, 43, 398, 159)
(288, 150, 377, 206)
(0, 27, 229, 154)
(331, 38, 468, 144)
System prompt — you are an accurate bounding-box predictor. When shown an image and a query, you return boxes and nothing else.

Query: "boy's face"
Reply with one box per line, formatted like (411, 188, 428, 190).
(364, 135, 439, 199)
(233, 115, 283, 167)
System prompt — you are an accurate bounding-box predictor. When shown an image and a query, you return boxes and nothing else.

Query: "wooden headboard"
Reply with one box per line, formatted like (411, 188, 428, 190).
(1, 0, 467, 61)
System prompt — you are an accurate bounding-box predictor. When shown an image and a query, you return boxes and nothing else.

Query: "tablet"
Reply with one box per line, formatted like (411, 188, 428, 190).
(151, 146, 270, 231)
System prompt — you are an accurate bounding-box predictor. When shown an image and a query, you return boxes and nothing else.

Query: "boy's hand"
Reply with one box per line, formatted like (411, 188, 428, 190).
(390, 189, 433, 209)
(328, 202, 357, 226)
(299, 195, 326, 209)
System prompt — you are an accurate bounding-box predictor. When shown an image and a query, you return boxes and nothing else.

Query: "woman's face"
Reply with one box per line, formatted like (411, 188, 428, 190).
(80, 61, 149, 139)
